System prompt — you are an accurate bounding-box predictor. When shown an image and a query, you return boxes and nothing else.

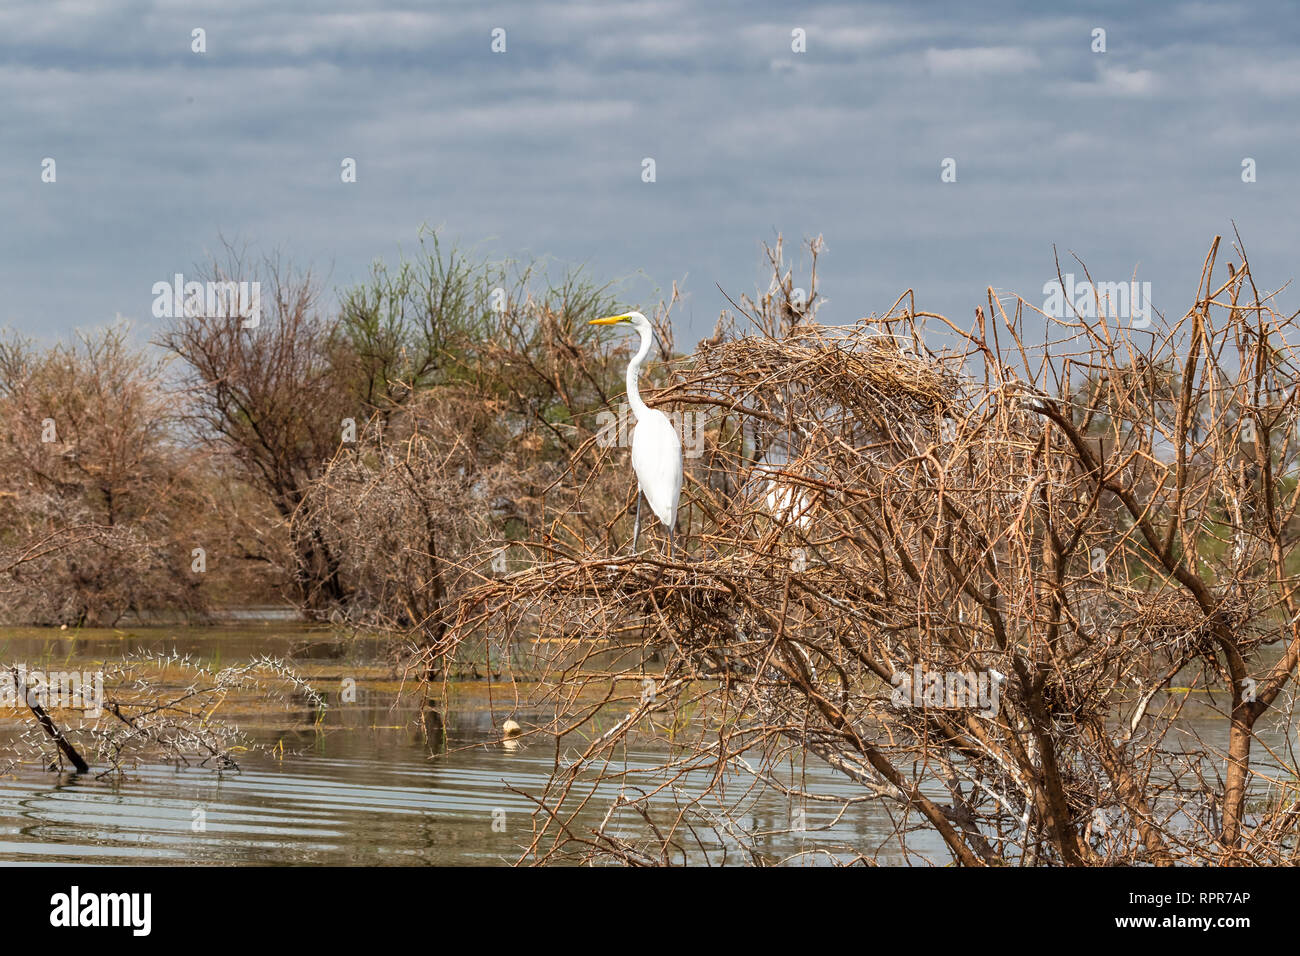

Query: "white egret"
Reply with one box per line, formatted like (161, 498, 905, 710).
(755, 442, 813, 529)
(766, 482, 813, 528)
(589, 311, 682, 555)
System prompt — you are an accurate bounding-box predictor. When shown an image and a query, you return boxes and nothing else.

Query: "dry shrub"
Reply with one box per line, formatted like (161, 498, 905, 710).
(429, 234, 1300, 866)
(294, 386, 549, 638)
(0, 325, 207, 625)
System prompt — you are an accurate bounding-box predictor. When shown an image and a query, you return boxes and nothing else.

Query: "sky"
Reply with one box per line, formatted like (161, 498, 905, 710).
(2, 0, 1298, 346)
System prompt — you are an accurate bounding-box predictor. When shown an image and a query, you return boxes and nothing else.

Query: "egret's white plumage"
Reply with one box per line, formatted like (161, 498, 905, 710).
(589, 310, 682, 551)
(633, 410, 681, 529)
(756, 443, 813, 529)
(765, 481, 812, 528)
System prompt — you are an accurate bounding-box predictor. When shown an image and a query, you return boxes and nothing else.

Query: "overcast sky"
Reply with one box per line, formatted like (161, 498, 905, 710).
(3, 0, 1297, 346)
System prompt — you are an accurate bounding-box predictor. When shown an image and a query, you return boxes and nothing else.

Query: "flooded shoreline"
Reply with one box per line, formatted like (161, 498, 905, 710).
(0, 625, 915, 865)
(0, 625, 1292, 866)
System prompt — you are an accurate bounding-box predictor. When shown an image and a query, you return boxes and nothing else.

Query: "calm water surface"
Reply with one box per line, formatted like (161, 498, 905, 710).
(0, 626, 1290, 865)
(0, 626, 915, 865)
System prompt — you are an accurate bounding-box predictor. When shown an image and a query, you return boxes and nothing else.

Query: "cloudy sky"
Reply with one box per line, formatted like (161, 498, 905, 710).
(3, 0, 1297, 344)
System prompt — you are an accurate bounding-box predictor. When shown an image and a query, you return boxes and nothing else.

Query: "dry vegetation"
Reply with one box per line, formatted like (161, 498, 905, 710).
(3, 229, 1300, 867)
(0, 327, 207, 624)
(424, 234, 1300, 865)
(1, 653, 323, 776)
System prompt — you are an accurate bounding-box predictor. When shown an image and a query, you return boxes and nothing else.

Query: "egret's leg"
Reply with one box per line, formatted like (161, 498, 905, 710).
(632, 494, 642, 553)
(668, 528, 675, 560)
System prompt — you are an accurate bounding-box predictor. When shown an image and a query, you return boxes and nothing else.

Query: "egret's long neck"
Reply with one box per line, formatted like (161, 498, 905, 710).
(625, 322, 653, 421)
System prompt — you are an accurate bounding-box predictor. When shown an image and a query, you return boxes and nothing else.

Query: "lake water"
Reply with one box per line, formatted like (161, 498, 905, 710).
(0, 626, 916, 865)
(0, 626, 1291, 865)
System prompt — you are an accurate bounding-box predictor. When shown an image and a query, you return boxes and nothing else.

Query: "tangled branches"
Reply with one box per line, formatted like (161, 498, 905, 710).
(2, 651, 322, 777)
(428, 235, 1300, 866)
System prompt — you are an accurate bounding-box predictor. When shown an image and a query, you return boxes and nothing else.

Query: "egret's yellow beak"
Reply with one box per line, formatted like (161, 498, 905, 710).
(589, 313, 631, 325)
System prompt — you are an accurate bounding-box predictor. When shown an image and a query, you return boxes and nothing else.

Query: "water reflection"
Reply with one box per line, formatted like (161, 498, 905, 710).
(0, 712, 909, 865)
(0, 627, 1291, 865)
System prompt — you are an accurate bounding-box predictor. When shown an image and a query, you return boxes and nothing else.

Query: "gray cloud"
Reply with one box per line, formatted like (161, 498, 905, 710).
(1, 0, 1296, 345)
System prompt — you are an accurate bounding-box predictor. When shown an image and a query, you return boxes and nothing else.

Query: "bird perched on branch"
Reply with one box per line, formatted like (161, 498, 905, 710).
(589, 311, 682, 556)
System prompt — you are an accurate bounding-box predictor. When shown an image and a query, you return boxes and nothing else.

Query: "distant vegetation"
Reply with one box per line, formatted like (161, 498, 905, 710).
(4, 231, 1300, 865)
(0, 232, 651, 631)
